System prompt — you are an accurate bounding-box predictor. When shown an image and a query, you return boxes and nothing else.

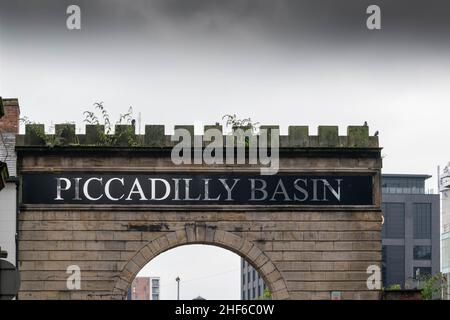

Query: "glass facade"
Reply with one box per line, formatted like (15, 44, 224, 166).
(382, 245, 405, 288)
(241, 259, 265, 300)
(381, 203, 405, 238)
(382, 177, 426, 194)
(413, 203, 431, 239)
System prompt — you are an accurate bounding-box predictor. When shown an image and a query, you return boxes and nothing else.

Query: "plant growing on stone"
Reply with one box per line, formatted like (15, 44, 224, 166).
(83, 102, 139, 146)
(20, 117, 78, 147)
(254, 287, 272, 300)
(222, 114, 260, 147)
(222, 114, 260, 133)
(385, 284, 401, 291)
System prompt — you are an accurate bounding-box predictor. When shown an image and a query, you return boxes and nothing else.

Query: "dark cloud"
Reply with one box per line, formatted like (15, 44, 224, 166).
(1, 0, 450, 45)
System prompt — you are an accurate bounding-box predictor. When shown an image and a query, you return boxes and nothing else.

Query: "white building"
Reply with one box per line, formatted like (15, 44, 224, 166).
(0, 98, 20, 266)
(439, 163, 450, 299)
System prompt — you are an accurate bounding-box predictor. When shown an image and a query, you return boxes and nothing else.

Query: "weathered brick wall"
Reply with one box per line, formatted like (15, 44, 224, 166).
(0, 98, 20, 134)
(17, 146, 382, 300)
(0, 98, 20, 176)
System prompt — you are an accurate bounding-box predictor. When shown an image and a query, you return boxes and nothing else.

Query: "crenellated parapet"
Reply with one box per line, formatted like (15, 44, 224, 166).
(15, 124, 379, 148)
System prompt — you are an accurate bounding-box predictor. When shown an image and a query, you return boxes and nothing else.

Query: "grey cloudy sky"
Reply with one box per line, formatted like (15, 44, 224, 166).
(1, 0, 449, 299)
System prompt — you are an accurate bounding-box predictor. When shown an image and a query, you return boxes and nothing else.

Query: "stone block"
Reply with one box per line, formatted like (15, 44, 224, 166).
(85, 124, 105, 145)
(318, 126, 339, 147)
(25, 124, 45, 145)
(347, 126, 369, 147)
(144, 125, 165, 146)
(288, 126, 309, 147)
(114, 124, 136, 147)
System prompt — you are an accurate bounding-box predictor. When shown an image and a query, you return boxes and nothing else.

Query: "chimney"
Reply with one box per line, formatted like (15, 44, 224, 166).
(0, 98, 20, 133)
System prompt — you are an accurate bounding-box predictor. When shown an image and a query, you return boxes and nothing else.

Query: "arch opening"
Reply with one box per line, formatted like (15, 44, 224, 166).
(113, 227, 289, 300)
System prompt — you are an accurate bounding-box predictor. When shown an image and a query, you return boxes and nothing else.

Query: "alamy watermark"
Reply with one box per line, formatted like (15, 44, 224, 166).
(366, 265, 382, 290)
(366, 5, 381, 30)
(66, 5, 81, 30)
(66, 265, 81, 290)
(170, 127, 280, 175)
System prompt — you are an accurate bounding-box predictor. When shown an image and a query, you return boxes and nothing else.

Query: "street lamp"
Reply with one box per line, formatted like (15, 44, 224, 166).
(175, 276, 180, 300)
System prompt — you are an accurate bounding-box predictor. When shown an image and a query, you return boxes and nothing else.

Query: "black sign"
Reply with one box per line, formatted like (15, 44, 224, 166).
(0, 260, 21, 300)
(21, 172, 373, 206)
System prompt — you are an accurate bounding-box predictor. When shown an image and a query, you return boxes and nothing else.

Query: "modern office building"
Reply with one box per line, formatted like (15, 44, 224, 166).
(241, 173, 441, 297)
(381, 174, 440, 289)
(127, 276, 160, 300)
(439, 163, 450, 299)
(0, 98, 20, 266)
(241, 259, 266, 300)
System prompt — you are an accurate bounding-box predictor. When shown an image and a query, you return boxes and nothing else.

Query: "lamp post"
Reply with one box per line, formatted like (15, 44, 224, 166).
(175, 276, 180, 300)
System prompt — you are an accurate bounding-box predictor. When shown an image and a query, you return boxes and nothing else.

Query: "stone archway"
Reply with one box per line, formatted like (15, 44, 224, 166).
(16, 122, 382, 300)
(113, 224, 290, 300)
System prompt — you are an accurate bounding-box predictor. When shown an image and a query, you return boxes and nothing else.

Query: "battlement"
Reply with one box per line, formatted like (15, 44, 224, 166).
(16, 124, 379, 148)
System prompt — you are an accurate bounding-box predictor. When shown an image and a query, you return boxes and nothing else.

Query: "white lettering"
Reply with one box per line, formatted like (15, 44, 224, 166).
(55, 177, 71, 200)
(149, 178, 171, 200)
(105, 178, 125, 201)
(126, 178, 147, 200)
(83, 177, 103, 201)
(250, 179, 268, 201)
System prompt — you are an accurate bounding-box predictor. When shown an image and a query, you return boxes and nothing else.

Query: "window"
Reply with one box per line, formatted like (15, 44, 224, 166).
(152, 294, 159, 300)
(243, 291, 246, 300)
(252, 270, 256, 281)
(413, 203, 431, 239)
(252, 287, 255, 299)
(257, 285, 261, 297)
(242, 274, 245, 285)
(413, 246, 432, 260)
(413, 267, 431, 280)
(247, 271, 250, 283)
(247, 289, 250, 300)
(382, 203, 405, 238)
(151, 279, 159, 295)
(382, 177, 425, 194)
(382, 245, 405, 288)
